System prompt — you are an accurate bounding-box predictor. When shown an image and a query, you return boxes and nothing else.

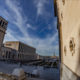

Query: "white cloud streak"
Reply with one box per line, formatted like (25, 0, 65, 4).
(1, 0, 59, 56)
(34, 0, 49, 16)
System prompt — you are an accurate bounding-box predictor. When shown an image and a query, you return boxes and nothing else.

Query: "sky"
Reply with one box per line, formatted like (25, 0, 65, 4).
(0, 0, 59, 56)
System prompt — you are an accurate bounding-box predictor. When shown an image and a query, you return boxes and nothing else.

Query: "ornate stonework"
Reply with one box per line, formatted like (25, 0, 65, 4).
(69, 38, 75, 56)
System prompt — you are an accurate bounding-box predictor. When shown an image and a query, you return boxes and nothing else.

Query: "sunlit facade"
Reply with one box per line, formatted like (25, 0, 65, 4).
(54, 0, 80, 80)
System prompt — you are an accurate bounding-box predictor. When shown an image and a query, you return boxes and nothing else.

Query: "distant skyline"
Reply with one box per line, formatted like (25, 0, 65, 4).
(0, 0, 59, 56)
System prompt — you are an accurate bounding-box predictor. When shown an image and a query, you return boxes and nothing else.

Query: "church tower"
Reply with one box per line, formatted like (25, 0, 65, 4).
(0, 16, 8, 56)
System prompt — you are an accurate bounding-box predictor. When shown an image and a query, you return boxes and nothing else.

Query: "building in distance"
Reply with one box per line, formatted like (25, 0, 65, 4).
(3, 41, 36, 61)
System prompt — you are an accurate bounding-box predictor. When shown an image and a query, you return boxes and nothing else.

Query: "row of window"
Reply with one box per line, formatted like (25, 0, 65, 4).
(2, 51, 15, 59)
(2, 51, 29, 60)
(5, 44, 12, 46)
(19, 43, 36, 53)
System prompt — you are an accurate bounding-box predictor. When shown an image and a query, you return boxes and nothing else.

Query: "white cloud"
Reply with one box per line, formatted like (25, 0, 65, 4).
(34, 0, 49, 16)
(5, 0, 28, 36)
(26, 23, 36, 30)
(4, 29, 17, 41)
(1, 0, 59, 56)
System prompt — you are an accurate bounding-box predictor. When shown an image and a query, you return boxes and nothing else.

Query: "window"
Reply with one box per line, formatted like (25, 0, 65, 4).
(0, 20, 7, 29)
(18, 54, 19, 59)
(2, 21, 4, 27)
(6, 51, 8, 58)
(8, 52, 11, 58)
(6, 44, 12, 46)
(0, 20, 2, 26)
(4, 23, 7, 29)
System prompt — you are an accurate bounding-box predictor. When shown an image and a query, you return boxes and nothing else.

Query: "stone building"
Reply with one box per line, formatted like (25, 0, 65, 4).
(1, 46, 17, 60)
(54, 0, 80, 80)
(0, 16, 8, 58)
(4, 41, 36, 61)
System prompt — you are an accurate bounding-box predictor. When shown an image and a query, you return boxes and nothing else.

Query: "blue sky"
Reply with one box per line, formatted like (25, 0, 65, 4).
(0, 0, 59, 56)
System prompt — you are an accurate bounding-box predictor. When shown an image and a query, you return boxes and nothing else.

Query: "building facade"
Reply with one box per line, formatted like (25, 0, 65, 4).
(4, 41, 36, 61)
(1, 46, 17, 60)
(54, 0, 80, 80)
(0, 16, 8, 58)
